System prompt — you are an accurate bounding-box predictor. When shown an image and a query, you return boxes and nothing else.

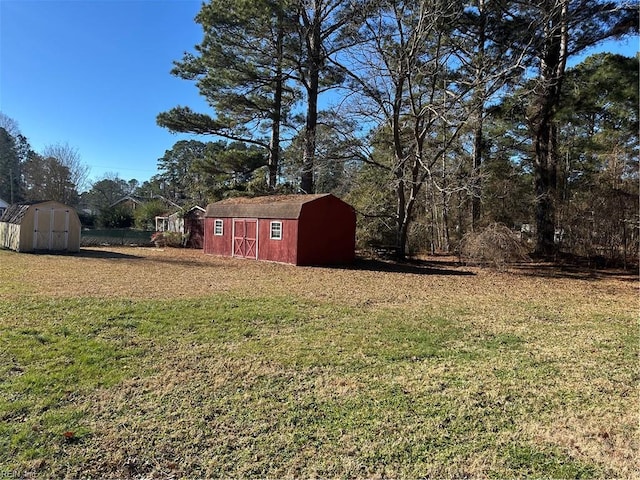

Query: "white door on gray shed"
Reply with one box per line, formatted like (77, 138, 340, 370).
(33, 207, 70, 250)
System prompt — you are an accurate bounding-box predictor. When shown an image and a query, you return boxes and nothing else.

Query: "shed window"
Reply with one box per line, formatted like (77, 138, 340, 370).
(270, 221, 282, 240)
(214, 219, 223, 236)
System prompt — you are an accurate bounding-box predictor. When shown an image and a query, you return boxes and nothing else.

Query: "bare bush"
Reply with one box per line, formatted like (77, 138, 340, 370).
(459, 223, 530, 269)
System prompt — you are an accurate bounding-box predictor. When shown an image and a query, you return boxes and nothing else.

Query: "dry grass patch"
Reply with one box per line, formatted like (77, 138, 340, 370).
(0, 247, 637, 478)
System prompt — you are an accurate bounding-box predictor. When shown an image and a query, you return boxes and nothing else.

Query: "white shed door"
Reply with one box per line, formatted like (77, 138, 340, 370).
(33, 208, 70, 250)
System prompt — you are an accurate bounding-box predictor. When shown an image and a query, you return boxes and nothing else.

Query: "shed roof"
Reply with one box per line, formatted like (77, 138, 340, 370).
(0, 203, 31, 224)
(206, 194, 331, 220)
(0, 200, 76, 225)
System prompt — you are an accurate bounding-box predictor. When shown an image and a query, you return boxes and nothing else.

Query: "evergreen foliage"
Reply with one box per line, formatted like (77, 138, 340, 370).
(1, 0, 637, 265)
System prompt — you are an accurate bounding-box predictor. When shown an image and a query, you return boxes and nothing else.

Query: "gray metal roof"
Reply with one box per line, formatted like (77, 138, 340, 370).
(205, 194, 331, 219)
(0, 203, 33, 224)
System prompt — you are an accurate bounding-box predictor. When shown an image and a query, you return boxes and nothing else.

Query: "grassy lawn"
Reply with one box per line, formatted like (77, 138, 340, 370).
(0, 247, 637, 478)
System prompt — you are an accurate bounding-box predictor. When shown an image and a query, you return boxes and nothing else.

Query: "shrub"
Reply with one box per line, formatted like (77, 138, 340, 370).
(151, 231, 185, 248)
(134, 200, 167, 231)
(98, 205, 134, 228)
(459, 223, 530, 269)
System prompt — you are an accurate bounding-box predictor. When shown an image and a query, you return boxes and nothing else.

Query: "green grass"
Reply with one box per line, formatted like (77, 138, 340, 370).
(1, 291, 636, 478)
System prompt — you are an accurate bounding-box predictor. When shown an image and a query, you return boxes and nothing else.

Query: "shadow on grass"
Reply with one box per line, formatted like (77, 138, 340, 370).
(75, 248, 143, 260)
(507, 251, 639, 281)
(512, 262, 638, 282)
(340, 257, 475, 276)
(73, 248, 636, 283)
(130, 249, 476, 275)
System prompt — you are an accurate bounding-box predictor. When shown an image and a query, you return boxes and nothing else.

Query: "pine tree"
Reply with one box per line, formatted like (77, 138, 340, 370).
(158, 0, 297, 190)
(510, 0, 638, 254)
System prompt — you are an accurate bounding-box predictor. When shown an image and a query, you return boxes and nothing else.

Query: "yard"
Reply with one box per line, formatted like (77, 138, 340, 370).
(0, 247, 637, 478)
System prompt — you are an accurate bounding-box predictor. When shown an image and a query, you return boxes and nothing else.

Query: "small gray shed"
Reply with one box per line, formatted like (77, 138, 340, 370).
(0, 200, 81, 253)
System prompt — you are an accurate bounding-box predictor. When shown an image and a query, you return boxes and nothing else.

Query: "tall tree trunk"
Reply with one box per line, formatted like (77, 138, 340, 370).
(534, 122, 558, 255)
(395, 178, 407, 256)
(392, 72, 407, 258)
(300, 9, 321, 194)
(471, 117, 483, 230)
(531, 0, 568, 255)
(397, 205, 409, 258)
(429, 183, 436, 254)
(268, 102, 281, 189)
(471, 0, 486, 231)
(440, 148, 450, 251)
(301, 76, 317, 193)
(268, 21, 285, 190)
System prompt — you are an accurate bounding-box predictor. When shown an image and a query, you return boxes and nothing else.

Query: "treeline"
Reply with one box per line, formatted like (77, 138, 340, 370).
(0, 114, 89, 209)
(154, 0, 638, 263)
(0, 115, 167, 230)
(2, 0, 637, 265)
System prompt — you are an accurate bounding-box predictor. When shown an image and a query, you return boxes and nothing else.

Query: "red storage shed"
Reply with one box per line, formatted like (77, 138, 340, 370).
(204, 194, 356, 265)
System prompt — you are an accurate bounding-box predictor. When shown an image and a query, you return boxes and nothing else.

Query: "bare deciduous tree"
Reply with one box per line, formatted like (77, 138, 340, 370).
(0, 112, 21, 138)
(331, 0, 476, 257)
(41, 143, 90, 193)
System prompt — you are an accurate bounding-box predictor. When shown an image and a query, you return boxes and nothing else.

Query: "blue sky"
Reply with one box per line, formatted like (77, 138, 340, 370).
(1, 0, 638, 191)
(0, 0, 209, 188)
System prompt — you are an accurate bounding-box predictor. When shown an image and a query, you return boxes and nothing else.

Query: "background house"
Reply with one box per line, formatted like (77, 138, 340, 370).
(108, 194, 182, 230)
(155, 205, 205, 248)
(204, 194, 356, 265)
(109, 194, 144, 212)
(155, 210, 182, 232)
